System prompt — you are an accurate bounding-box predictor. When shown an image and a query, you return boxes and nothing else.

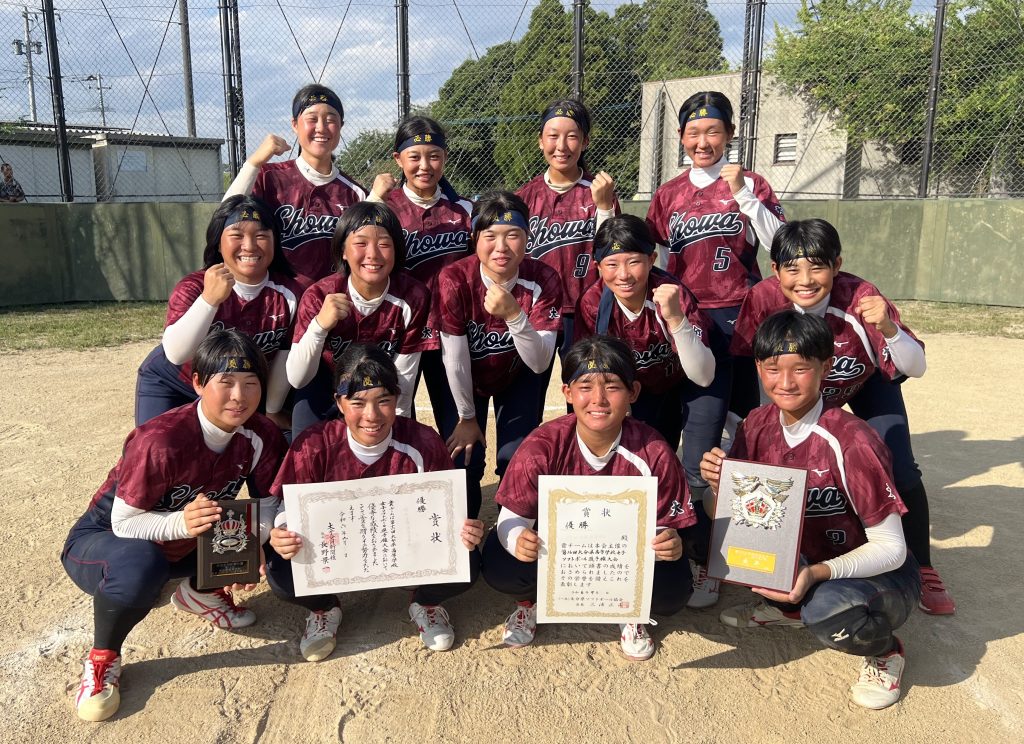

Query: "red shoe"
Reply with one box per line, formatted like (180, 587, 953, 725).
(919, 566, 956, 615)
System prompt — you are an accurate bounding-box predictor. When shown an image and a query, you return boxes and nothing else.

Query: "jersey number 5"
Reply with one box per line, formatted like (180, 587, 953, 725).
(573, 253, 591, 279)
(712, 246, 731, 272)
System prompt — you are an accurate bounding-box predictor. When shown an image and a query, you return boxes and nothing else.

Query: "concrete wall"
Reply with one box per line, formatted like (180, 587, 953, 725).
(1, 199, 1022, 308)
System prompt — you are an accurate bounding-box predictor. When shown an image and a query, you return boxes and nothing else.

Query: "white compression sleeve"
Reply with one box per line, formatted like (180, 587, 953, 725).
(256, 495, 277, 545)
(111, 498, 190, 542)
(505, 312, 557, 374)
(669, 319, 716, 387)
(884, 327, 927, 378)
(440, 332, 476, 420)
(286, 320, 329, 388)
(265, 352, 291, 414)
(162, 296, 217, 365)
(822, 512, 907, 580)
(735, 182, 784, 249)
(223, 162, 259, 199)
(496, 506, 536, 556)
(595, 208, 615, 233)
(393, 351, 422, 418)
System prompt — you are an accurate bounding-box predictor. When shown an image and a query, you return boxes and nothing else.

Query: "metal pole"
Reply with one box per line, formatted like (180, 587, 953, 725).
(41, 0, 72, 200)
(179, 0, 197, 137)
(23, 8, 37, 121)
(229, 0, 245, 156)
(572, 0, 585, 101)
(97, 72, 106, 128)
(918, 0, 947, 198)
(395, 0, 410, 118)
(218, 0, 238, 176)
(739, 0, 765, 170)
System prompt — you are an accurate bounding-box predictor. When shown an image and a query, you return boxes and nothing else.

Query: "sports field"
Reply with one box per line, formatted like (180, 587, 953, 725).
(1, 331, 1020, 743)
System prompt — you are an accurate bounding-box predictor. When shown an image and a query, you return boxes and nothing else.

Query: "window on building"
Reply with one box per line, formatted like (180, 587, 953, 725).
(678, 140, 741, 168)
(774, 133, 798, 164)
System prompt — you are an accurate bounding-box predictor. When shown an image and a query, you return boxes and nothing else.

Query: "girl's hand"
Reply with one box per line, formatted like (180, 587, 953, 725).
(699, 447, 728, 498)
(652, 528, 682, 562)
(590, 171, 616, 211)
(249, 134, 290, 167)
(856, 295, 898, 338)
(446, 418, 485, 462)
(184, 493, 222, 536)
(652, 283, 687, 329)
(720, 163, 745, 196)
(514, 528, 541, 563)
(270, 525, 303, 561)
(201, 263, 235, 306)
(484, 284, 523, 322)
(752, 563, 828, 605)
(371, 173, 398, 200)
(460, 519, 486, 550)
(315, 293, 352, 331)
(229, 546, 266, 592)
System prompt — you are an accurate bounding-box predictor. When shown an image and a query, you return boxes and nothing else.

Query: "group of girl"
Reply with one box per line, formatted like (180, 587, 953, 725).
(64, 84, 952, 722)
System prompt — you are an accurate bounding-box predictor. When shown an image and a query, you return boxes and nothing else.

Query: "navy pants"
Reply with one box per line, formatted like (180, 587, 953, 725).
(291, 363, 339, 438)
(265, 542, 481, 611)
(443, 370, 546, 520)
(481, 530, 693, 617)
(773, 555, 920, 657)
(416, 348, 459, 435)
(134, 345, 197, 426)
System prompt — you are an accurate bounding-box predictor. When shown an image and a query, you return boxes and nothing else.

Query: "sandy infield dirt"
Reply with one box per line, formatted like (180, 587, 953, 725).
(0, 334, 1020, 743)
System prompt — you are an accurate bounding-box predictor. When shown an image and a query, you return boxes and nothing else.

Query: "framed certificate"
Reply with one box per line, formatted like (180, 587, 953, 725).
(536, 475, 656, 624)
(707, 458, 807, 593)
(196, 499, 261, 590)
(282, 469, 469, 597)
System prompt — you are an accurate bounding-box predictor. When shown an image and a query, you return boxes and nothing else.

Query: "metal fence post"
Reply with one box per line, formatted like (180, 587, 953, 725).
(180, 0, 197, 138)
(218, 0, 238, 176)
(396, 0, 411, 119)
(572, 0, 585, 101)
(919, 0, 947, 198)
(738, 0, 765, 171)
(229, 0, 245, 157)
(41, 0, 73, 201)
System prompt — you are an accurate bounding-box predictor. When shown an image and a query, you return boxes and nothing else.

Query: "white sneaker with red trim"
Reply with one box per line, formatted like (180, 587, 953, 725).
(170, 579, 256, 629)
(850, 637, 906, 710)
(502, 601, 537, 647)
(300, 607, 342, 662)
(619, 623, 655, 661)
(409, 602, 455, 651)
(75, 648, 121, 722)
(686, 561, 721, 608)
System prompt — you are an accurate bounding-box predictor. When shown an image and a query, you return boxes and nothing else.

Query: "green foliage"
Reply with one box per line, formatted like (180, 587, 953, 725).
(336, 129, 397, 189)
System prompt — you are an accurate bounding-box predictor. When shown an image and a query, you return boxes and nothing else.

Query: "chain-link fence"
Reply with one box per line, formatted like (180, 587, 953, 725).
(1, 0, 1021, 202)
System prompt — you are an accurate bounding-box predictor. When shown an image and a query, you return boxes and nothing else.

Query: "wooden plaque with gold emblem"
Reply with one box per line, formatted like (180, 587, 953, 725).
(196, 499, 261, 590)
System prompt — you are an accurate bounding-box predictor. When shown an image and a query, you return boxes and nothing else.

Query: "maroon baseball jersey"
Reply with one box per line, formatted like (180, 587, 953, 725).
(729, 404, 907, 564)
(438, 255, 563, 397)
(166, 269, 300, 385)
(575, 271, 711, 395)
(496, 414, 695, 530)
(517, 173, 621, 315)
(646, 169, 784, 308)
(253, 160, 367, 289)
(86, 403, 287, 562)
(293, 271, 439, 373)
(387, 188, 472, 296)
(270, 416, 454, 499)
(730, 273, 924, 406)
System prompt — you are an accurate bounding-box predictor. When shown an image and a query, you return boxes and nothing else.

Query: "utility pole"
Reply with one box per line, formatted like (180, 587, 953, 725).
(87, 73, 110, 127)
(11, 6, 42, 121)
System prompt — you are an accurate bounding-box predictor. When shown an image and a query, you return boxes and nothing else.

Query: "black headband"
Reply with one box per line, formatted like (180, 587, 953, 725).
(593, 237, 655, 264)
(293, 91, 344, 120)
(397, 131, 447, 152)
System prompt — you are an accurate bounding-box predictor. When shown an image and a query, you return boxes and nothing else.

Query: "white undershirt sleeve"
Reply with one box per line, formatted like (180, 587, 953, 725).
(496, 506, 536, 556)
(286, 319, 329, 388)
(162, 296, 218, 365)
(223, 162, 259, 199)
(393, 351, 422, 418)
(365, 190, 385, 204)
(111, 498, 190, 542)
(440, 332, 476, 420)
(822, 512, 907, 580)
(668, 319, 716, 387)
(265, 352, 291, 414)
(505, 312, 557, 374)
(883, 327, 927, 378)
(735, 182, 784, 249)
(256, 495, 277, 545)
(595, 208, 615, 233)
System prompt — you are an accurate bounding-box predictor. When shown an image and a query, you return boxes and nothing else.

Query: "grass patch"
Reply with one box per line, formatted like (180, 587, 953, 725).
(0, 302, 165, 352)
(896, 301, 1024, 339)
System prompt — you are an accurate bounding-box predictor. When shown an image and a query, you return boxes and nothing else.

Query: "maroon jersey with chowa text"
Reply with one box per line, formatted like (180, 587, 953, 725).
(387, 188, 473, 297)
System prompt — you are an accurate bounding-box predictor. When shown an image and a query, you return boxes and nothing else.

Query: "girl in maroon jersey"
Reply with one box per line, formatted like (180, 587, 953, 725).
(517, 99, 619, 364)
(438, 191, 563, 519)
(730, 218, 954, 615)
(64, 330, 288, 722)
(134, 195, 298, 429)
(482, 335, 694, 659)
(267, 344, 484, 660)
(287, 202, 437, 437)
(224, 84, 367, 290)
(368, 115, 473, 437)
(645, 91, 785, 605)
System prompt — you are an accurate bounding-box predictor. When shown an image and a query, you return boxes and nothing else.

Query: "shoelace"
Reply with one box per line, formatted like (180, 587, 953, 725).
(83, 657, 118, 695)
(860, 657, 895, 686)
(306, 611, 332, 636)
(421, 605, 451, 628)
(213, 588, 244, 614)
(509, 607, 530, 631)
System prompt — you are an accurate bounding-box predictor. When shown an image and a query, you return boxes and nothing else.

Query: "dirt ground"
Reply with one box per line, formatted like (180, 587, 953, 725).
(1, 334, 1021, 743)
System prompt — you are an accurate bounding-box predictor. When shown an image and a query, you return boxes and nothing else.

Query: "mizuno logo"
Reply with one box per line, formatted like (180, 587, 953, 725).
(831, 628, 850, 642)
(811, 468, 830, 477)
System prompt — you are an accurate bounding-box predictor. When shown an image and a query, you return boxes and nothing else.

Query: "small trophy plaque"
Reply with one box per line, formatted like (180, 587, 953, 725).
(196, 499, 261, 590)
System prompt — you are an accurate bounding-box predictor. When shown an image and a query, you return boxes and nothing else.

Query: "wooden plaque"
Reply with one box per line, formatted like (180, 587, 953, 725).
(196, 499, 261, 590)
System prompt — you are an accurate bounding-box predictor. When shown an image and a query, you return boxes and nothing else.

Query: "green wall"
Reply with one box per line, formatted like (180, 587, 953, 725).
(2, 199, 1022, 307)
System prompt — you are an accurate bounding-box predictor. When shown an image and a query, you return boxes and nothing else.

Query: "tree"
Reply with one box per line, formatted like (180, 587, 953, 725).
(335, 129, 395, 189)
